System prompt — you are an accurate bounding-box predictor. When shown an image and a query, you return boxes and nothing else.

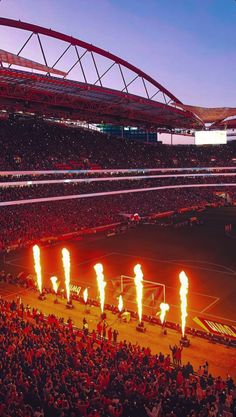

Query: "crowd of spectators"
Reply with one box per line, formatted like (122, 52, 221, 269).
(0, 297, 235, 417)
(1, 117, 234, 249)
(0, 188, 223, 251)
(1, 175, 236, 202)
(0, 116, 235, 250)
(1, 118, 236, 416)
(1, 117, 236, 170)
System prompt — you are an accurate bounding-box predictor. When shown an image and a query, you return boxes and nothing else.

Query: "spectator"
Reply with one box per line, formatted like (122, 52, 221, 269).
(0, 297, 235, 417)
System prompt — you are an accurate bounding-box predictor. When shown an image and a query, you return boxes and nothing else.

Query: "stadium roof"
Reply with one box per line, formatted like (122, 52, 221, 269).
(0, 18, 234, 132)
(0, 17, 202, 130)
(0, 67, 203, 129)
(0, 49, 66, 76)
(174, 104, 236, 124)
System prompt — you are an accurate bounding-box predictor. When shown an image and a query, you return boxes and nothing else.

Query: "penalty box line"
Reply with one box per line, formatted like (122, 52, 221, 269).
(3, 252, 116, 279)
(200, 297, 220, 314)
(112, 252, 236, 276)
(112, 251, 221, 313)
(112, 252, 220, 300)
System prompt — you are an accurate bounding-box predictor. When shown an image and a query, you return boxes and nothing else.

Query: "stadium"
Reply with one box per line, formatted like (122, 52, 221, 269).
(1, 6, 236, 417)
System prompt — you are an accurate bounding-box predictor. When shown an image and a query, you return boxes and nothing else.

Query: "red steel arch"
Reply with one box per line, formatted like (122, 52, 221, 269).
(0, 17, 181, 104)
(0, 17, 202, 129)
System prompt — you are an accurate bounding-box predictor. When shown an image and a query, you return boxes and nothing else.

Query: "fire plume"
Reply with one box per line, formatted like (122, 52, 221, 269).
(83, 288, 88, 304)
(62, 248, 71, 302)
(33, 244, 42, 294)
(159, 302, 170, 324)
(50, 276, 59, 294)
(94, 263, 106, 313)
(118, 294, 123, 312)
(134, 264, 143, 323)
(179, 270, 189, 337)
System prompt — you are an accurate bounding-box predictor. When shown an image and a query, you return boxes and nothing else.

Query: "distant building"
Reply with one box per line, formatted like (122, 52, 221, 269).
(97, 125, 157, 143)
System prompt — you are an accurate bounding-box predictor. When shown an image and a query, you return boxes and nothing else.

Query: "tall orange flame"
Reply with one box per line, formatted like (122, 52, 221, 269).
(33, 244, 42, 294)
(83, 288, 88, 304)
(134, 264, 143, 323)
(118, 294, 123, 312)
(62, 248, 71, 302)
(159, 302, 170, 324)
(179, 271, 189, 337)
(50, 276, 59, 294)
(94, 263, 106, 313)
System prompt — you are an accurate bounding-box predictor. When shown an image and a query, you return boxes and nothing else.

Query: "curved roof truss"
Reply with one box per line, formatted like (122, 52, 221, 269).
(0, 17, 181, 105)
(0, 17, 202, 130)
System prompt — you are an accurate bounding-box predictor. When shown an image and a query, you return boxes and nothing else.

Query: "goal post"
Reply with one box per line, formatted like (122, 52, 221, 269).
(120, 274, 166, 314)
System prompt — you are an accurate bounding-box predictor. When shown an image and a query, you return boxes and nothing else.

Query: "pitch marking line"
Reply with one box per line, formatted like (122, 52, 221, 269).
(1, 287, 30, 298)
(197, 311, 236, 325)
(113, 252, 236, 275)
(113, 252, 220, 297)
(110, 273, 219, 313)
(200, 297, 220, 314)
(164, 284, 217, 301)
(168, 302, 236, 325)
(3, 252, 116, 277)
(1, 252, 230, 322)
(112, 252, 224, 316)
(166, 259, 236, 275)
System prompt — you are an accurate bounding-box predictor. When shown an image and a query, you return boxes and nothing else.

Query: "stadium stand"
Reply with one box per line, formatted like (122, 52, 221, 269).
(0, 297, 235, 417)
(0, 189, 222, 251)
(1, 177, 236, 202)
(1, 118, 236, 170)
(1, 16, 236, 417)
(1, 118, 235, 251)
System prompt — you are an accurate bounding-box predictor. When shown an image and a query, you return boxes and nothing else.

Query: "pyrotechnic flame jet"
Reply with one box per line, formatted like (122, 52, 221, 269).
(50, 276, 59, 294)
(118, 294, 123, 312)
(33, 244, 42, 294)
(94, 263, 106, 313)
(62, 248, 71, 302)
(179, 271, 189, 337)
(134, 264, 143, 323)
(83, 288, 88, 304)
(159, 302, 170, 324)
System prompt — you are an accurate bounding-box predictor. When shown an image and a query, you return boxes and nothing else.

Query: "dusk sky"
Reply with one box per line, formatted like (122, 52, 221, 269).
(0, 0, 235, 108)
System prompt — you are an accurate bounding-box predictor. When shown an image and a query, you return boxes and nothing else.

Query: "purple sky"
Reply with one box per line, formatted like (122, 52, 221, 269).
(0, 0, 235, 109)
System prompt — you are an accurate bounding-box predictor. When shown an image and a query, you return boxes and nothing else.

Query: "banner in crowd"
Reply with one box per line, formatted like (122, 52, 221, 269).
(193, 316, 236, 340)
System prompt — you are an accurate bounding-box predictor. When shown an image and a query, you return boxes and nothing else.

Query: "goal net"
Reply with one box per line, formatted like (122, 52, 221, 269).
(110, 274, 165, 316)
